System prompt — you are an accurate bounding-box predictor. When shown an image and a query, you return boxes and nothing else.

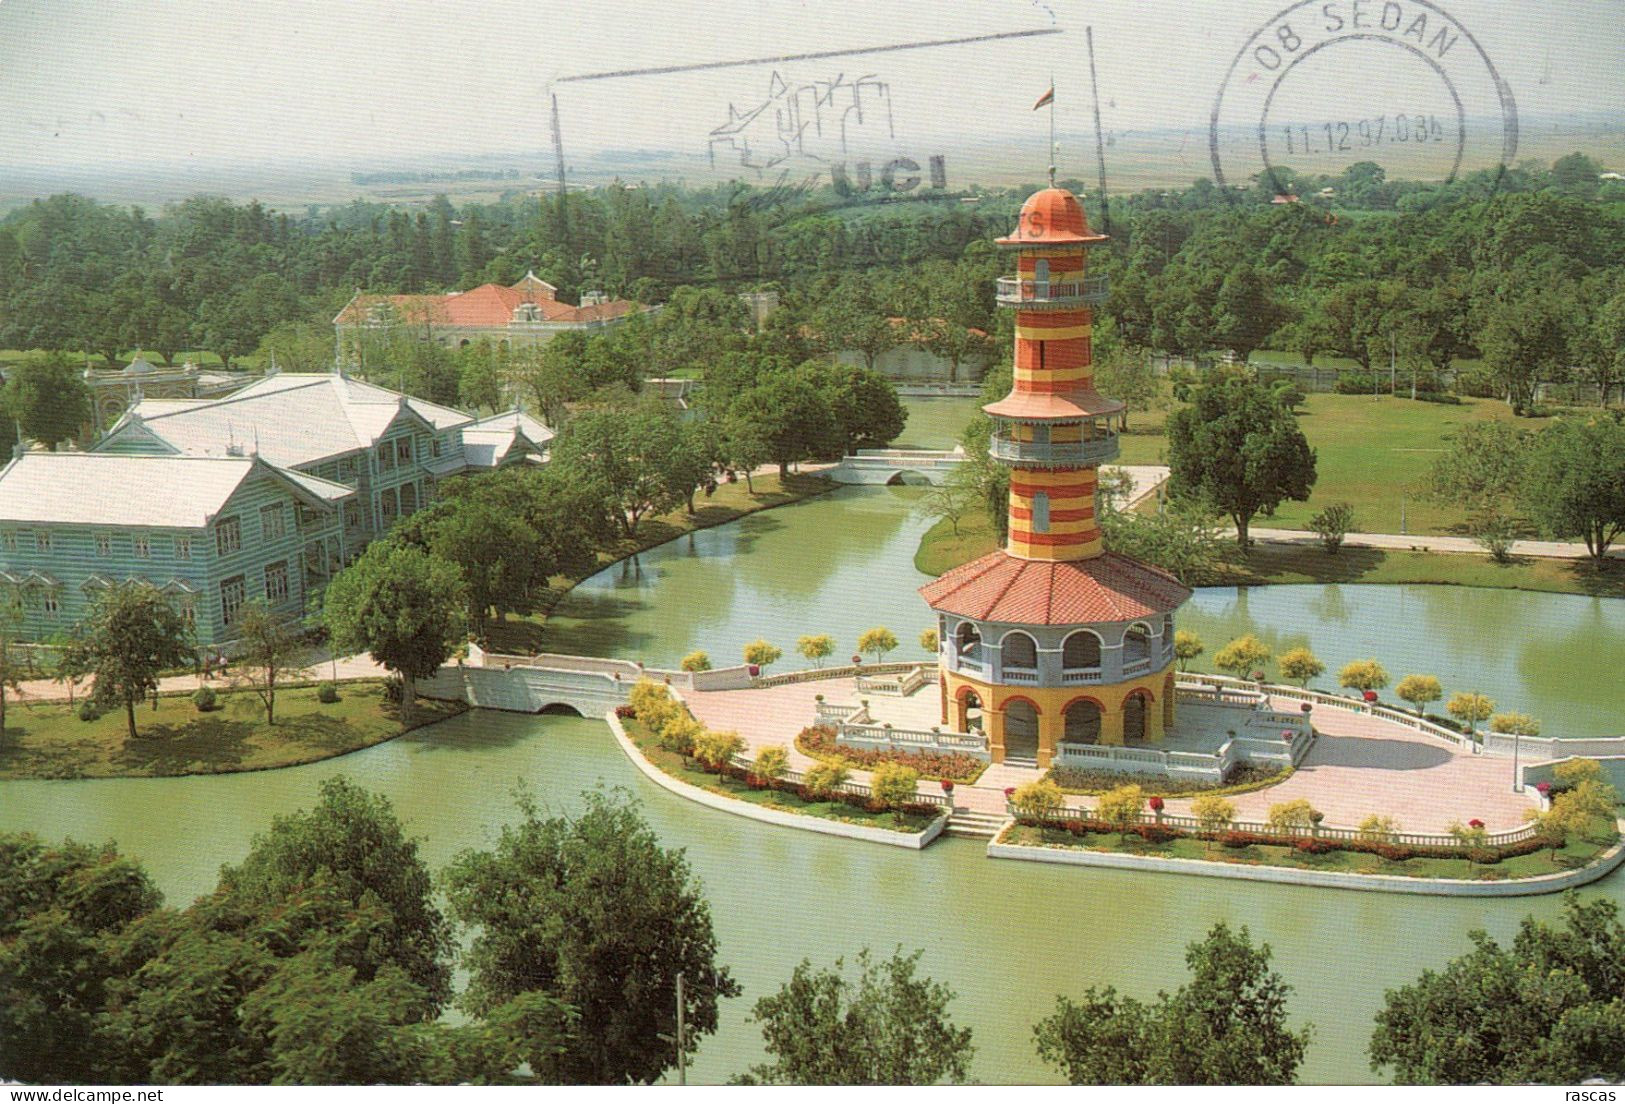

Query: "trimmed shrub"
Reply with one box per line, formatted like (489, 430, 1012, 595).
(316, 682, 340, 704)
(659, 712, 705, 758)
(679, 650, 712, 673)
(753, 744, 790, 781)
(192, 686, 217, 712)
(870, 762, 922, 811)
(1012, 779, 1065, 815)
(77, 701, 100, 722)
(1267, 799, 1319, 832)
(692, 728, 745, 769)
(802, 761, 851, 798)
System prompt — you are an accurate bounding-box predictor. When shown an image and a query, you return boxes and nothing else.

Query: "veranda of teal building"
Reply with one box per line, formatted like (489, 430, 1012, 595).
(0, 369, 554, 651)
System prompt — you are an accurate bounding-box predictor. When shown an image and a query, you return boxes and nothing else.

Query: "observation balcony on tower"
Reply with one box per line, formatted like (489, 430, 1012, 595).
(995, 274, 1110, 309)
(989, 428, 1120, 468)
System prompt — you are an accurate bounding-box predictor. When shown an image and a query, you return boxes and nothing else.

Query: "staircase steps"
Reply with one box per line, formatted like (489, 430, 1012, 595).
(945, 809, 1011, 840)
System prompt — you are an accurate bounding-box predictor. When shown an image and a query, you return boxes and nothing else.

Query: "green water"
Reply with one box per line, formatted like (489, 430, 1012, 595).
(4, 478, 1624, 1083)
(895, 395, 982, 450)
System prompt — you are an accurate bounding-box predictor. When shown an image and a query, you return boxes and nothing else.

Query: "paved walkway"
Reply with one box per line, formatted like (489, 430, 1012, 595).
(14, 651, 388, 705)
(683, 678, 1540, 831)
(1121, 466, 1620, 561)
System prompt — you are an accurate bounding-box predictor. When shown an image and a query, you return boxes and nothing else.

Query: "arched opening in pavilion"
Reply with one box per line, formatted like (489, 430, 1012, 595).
(1001, 630, 1038, 673)
(1124, 623, 1153, 666)
(955, 622, 983, 664)
(1061, 629, 1102, 672)
(1004, 698, 1040, 761)
(1123, 690, 1149, 744)
(1063, 699, 1102, 745)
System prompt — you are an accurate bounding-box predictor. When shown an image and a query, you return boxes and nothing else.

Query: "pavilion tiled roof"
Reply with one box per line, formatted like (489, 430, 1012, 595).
(919, 549, 1190, 626)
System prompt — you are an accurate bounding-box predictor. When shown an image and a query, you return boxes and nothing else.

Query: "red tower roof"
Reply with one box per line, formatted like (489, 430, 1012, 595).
(920, 549, 1190, 626)
(997, 187, 1109, 247)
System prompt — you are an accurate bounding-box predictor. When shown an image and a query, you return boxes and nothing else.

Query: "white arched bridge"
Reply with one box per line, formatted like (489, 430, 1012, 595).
(825, 448, 966, 486)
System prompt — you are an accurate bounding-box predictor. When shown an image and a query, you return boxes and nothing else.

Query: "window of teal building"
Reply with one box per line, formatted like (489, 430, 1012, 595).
(43, 591, 58, 616)
(395, 438, 412, 464)
(221, 575, 246, 626)
(133, 535, 150, 558)
(1, 531, 14, 552)
(95, 534, 112, 556)
(264, 561, 289, 602)
(261, 503, 286, 542)
(217, 517, 241, 556)
(175, 536, 192, 560)
(34, 531, 51, 553)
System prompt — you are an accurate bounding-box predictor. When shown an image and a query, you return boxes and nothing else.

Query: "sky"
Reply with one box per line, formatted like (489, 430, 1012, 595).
(0, 0, 1619, 174)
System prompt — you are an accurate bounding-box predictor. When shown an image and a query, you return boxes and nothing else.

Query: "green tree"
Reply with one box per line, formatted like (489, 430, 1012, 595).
(0, 605, 25, 741)
(915, 471, 977, 537)
(1478, 285, 1573, 416)
(2, 351, 93, 449)
(322, 542, 466, 721)
(1370, 894, 1625, 1084)
(680, 650, 711, 673)
(1100, 497, 1229, 585)
(813, 272, 898, 372)
(801, 360, 907, 454)
(743, 639, 782, 670)
(870, 762, 921, 819)
(1191, 794, 1236, 847)
(857, 626, 898, 663)
(1213, 264, 1287, 364)
(1490, 711, 1541, 736)
(1213, 634, 1271, 681)
(1309, 502, 1355, 553)
(920, 627, 939, 654)
(230, 600, 312, 726)
(0, 833, 162, 1084)
(1035, 923, 1312, 1084)
(549, 404, 690, 538)
(1277, 646, 1324, 688)
(1395, 674, 1443, 716)
(443, 789, 740, 1084)
(63, 582, 192, 742)
(1339, 658, 1390, 694)
(216, 776, 455, 1017)
(740, 948, 974, 1085)
(1173, 629, 1204, 672)
(1518, 415, 1625, 561)
(1446, 691, 1495, 738)
(1166, 378, 1317, 548)
(796, 634, 835, 668)
(1096, 784, 1146, 841)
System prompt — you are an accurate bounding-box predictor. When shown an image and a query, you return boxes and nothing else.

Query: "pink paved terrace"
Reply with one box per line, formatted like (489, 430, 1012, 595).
(682, 678, 1539, 832)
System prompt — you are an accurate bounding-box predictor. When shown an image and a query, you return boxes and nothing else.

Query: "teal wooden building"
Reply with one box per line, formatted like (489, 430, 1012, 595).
(0, 371, 554, 648)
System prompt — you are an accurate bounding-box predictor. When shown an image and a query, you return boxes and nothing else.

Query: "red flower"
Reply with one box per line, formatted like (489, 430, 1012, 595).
(1536, 782, 1552, 795)
(1468, 818, 1485, 829)
(940, 779, 954, 793)
(1148, 795, 1165, 812)
(1003, 786, 1016, 798)
(1280, 729, 1294, 740)
(1363, 690, 1379, 702)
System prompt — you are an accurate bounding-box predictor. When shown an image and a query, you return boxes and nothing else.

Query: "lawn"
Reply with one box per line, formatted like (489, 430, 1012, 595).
(913, 507, 1625, 598)
(0, 681, 465, 779)
(484, 471, 838, 654)
(625, 718, 942, 834)
(1000, 817, 1620, 882)
(1123, 392, 1551, 535)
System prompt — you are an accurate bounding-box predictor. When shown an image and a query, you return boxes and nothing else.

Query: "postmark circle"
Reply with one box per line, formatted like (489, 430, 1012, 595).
(1210, 0, 1517, 193)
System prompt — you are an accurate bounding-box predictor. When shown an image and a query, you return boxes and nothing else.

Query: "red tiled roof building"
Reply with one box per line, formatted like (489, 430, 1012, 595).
(333, 272, 649, 366)
(919, 186, 1190, 766)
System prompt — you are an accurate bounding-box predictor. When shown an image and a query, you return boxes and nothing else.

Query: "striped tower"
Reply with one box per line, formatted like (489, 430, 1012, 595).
(920, 186, 1192, 768)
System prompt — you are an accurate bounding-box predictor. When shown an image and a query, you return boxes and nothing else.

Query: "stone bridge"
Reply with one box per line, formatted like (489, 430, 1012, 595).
(415, 644, 756, 716)
(825, 448, 966, 486)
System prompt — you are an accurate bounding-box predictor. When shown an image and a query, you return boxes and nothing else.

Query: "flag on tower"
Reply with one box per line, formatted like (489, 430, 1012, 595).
(1032, 86, 1055, 110)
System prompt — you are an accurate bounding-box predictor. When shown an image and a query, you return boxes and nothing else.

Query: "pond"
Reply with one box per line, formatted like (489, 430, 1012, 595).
(4, 480, 1622, 1084)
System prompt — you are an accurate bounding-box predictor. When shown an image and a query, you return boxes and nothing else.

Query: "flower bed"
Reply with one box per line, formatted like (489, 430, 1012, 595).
(796, 724, 987, 784)
(1043, 761, 1289, 798)
(625, 718, 942, 833)
(1002, 816, 1619, 881)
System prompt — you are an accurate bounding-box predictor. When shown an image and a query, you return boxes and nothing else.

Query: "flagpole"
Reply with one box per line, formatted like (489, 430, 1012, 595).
(1048, 71, 1056, 185)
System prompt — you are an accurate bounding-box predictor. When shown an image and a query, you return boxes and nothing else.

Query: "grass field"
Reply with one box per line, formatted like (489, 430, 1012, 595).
(483, 471, 838, 654)
(913, 506, 1625, 598)
(1001, 818, 1619, 883)
(0, 681, 465, 779)
(1118, 391, 1552, 535)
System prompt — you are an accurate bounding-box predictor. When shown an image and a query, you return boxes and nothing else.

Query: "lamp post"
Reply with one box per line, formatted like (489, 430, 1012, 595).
(1512, 728, 1523, 793)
